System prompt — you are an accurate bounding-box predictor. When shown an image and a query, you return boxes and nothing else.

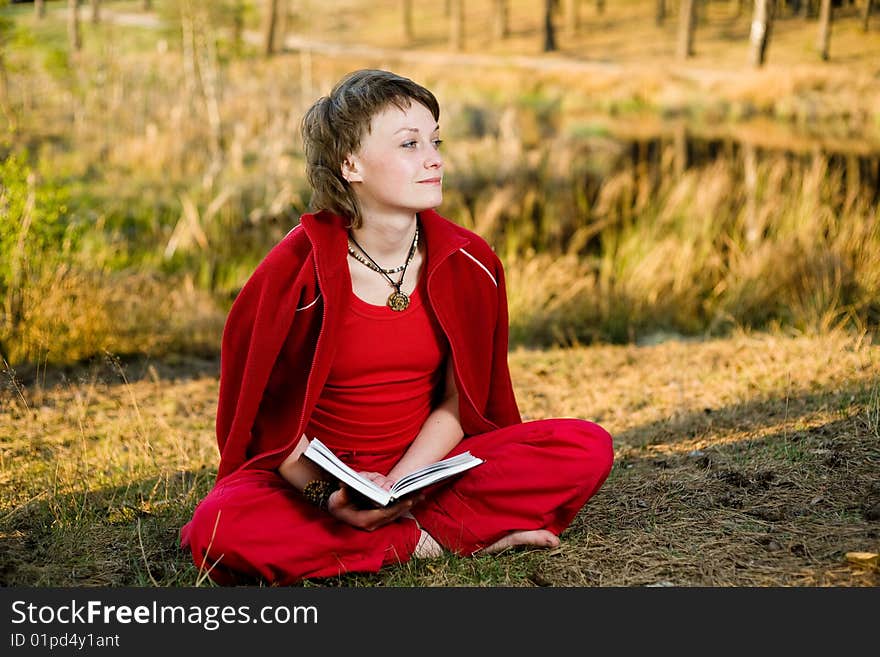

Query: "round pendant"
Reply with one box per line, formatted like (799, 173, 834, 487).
(387, 291, 410, 312)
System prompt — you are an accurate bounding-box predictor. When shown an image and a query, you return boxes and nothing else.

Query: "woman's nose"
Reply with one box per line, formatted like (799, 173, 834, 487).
(424, 151, 442, 169)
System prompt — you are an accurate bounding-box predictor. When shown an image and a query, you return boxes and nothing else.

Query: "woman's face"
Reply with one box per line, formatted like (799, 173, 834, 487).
(343, 101, 443, 220)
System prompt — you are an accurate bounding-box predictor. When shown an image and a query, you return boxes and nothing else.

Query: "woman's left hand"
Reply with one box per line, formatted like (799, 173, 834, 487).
(359, 471, 396, 491)
(325, 484, 422, 531)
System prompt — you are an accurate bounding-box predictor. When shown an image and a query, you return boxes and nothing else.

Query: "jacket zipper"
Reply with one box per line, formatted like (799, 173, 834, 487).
(428, 249, 498, 433)
(296, 256, 328, 445)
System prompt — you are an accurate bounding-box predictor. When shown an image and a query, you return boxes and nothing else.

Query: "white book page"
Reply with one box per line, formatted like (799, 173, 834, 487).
(392, 452, 478, 489)
(305, 439, 483, 506)
(391, 453, 484, 499)
(304, 439, 391, 506)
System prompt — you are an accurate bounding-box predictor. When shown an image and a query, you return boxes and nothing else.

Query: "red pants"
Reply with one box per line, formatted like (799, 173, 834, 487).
(180, 419, 613, 585)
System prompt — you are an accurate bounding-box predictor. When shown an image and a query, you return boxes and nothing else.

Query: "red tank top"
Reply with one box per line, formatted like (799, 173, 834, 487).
(305, 272, 449, 454)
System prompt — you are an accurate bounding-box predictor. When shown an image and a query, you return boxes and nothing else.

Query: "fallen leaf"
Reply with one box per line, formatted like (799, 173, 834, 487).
(844, 552, 879, 570)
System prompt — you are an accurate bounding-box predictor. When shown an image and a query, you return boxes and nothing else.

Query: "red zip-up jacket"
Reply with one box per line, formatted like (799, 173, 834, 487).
(214, 208, 522, 481)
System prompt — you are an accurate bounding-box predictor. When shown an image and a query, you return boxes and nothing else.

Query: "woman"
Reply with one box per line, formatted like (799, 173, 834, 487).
(180, 69, 613, 585)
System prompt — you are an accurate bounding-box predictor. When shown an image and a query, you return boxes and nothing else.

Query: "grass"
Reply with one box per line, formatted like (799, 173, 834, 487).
(1, 329, 878, 587)
(1, 2, 878, 587)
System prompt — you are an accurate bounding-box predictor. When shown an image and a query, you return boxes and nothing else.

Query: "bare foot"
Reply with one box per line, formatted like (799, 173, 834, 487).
(479, 530, 560, 555)
(413, 529, 444, 559)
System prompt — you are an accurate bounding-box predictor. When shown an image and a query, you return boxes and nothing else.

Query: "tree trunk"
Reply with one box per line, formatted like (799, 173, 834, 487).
(656, 0, 666, 25)
(450, 0, 464, 51)
(493, 0, 510, 40)
(748, 0, 774, 67)
(565, 0, 580, 33)
(142, 0, 153, 10)
(596, 0, 605, 13)
(864, 0, 874, 31)
(90, 0, 100, 24)
(402, 0, 413, 42)
(35, 0, 46, 19)
(68, 0, 82, 52)
(817, 0, 832, 60)
(264, 0, 279, 56)
(544, 0, 558, 51)
(735, 0, 745, 18)
(677, 0, 697, 59)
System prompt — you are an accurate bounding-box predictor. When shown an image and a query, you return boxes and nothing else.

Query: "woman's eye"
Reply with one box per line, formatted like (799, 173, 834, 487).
(401, 139, 442, 149)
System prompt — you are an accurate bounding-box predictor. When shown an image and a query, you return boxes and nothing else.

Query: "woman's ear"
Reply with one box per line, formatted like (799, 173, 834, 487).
(341, 156, 363, 183)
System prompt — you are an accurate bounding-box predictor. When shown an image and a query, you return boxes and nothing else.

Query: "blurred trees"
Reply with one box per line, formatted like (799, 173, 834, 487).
(543, 0, 559, 51)
(263, 0, 279, 55)
(49, 0, 873, 65)
(564, 0, 581, 34)
(817, 0, 833, 59)
(67, 0, 81, 52)
(677, 0, 696, 58)
(450, 0, 463, 50)
(494, 0, 510, 40)
(749, 0, 774, 67)
(656, 0, 667, 25)
(402, 0, 413, 42)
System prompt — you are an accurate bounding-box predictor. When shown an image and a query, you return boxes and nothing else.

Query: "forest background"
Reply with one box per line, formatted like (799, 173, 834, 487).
(1, 0, 878, 587)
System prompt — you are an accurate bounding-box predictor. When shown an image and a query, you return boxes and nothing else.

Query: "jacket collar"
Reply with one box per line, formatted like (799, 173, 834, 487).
(300, 208, 469, 283)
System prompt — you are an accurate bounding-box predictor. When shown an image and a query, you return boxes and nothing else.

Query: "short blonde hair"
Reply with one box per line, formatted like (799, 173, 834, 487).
(300, 69, 440, 229)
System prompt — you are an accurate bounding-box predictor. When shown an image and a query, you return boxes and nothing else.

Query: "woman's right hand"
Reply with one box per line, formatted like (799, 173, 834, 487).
(326, 484, 421, 531)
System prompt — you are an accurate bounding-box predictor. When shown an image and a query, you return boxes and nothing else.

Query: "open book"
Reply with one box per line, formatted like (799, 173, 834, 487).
(303, 438, 484, 508)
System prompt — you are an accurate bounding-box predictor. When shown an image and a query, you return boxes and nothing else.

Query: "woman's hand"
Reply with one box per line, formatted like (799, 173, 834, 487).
(360, 471, 395, 492)
(325, 479, 422, 532)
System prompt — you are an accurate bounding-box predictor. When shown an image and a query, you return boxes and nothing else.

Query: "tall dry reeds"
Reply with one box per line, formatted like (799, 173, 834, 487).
(3, 265, 224, 366)
(3, 17, 878, 363)
(449, 121, 880, 345)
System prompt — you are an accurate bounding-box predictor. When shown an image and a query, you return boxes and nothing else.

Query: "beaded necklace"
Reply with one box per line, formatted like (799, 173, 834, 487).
(347, 223, 419, 311)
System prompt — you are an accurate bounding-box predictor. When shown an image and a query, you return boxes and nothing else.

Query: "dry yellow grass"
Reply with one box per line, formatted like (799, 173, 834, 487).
(1, 329, 877, 586)
(3, 267, 225, 365)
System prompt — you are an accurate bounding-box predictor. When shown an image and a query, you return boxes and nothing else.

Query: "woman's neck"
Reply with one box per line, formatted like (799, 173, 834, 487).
(349, 212, 418, 265)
